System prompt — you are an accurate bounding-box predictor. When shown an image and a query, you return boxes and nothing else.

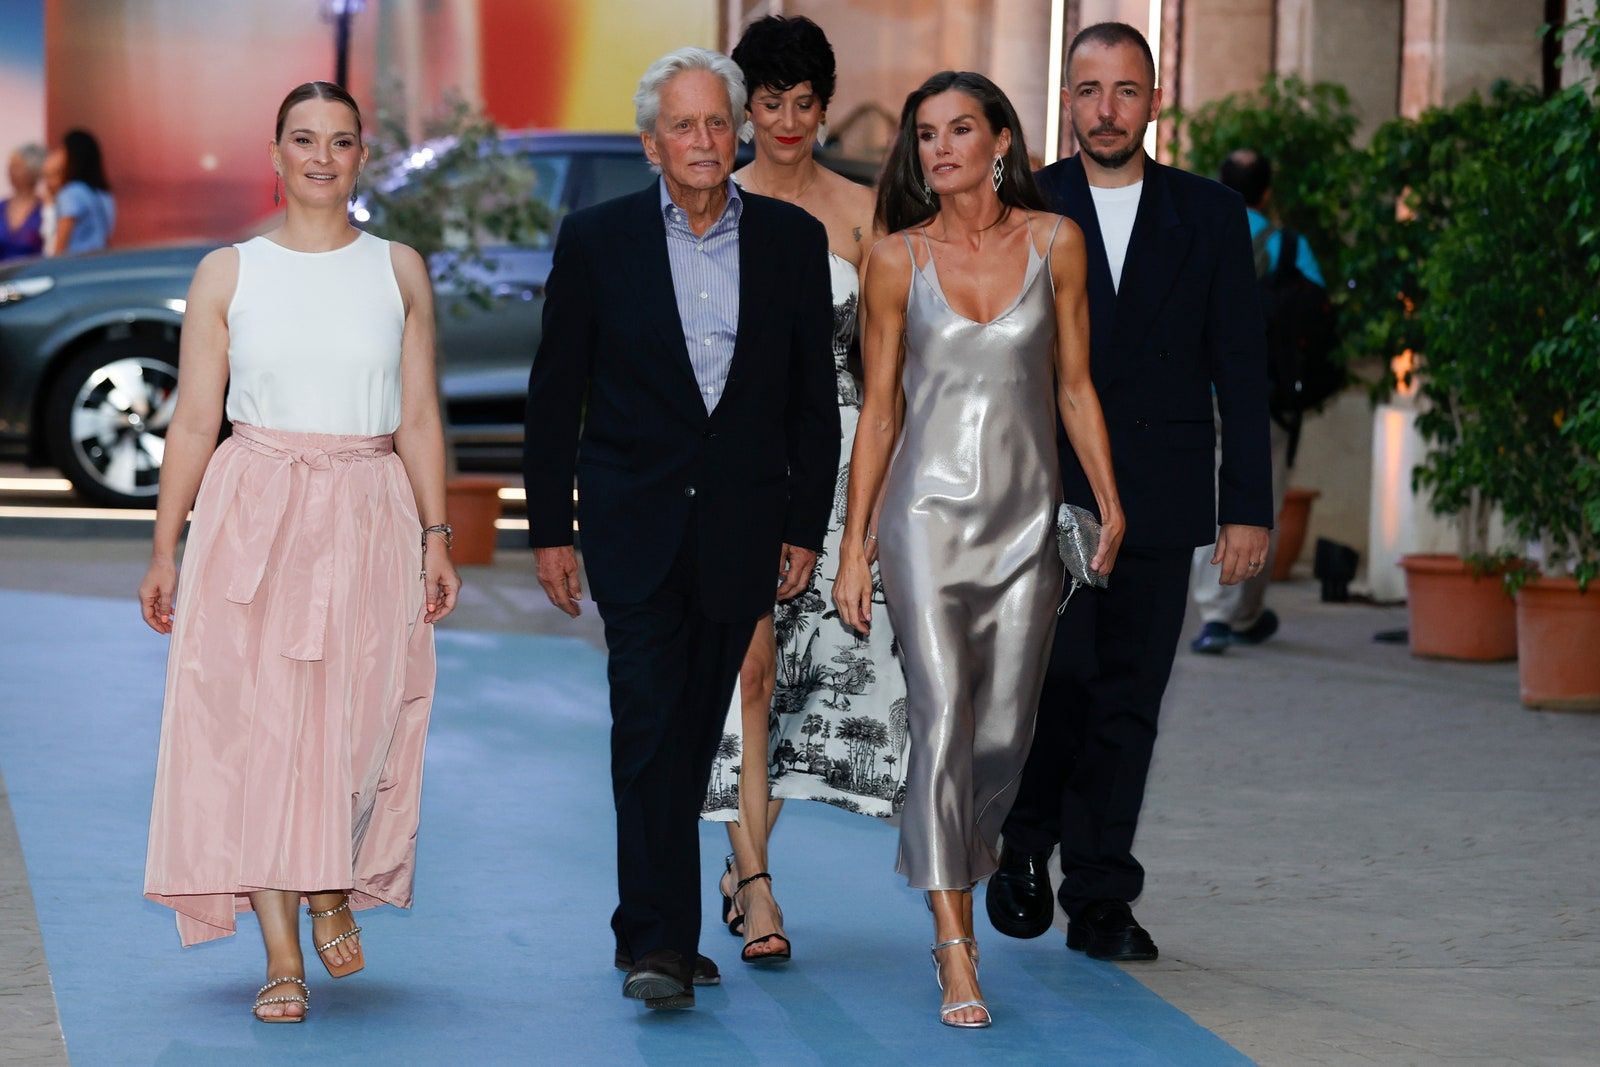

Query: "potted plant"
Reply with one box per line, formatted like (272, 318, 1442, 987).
(1410, 21, 1600, 702)
(361, 96, 553, 565)
(1351, 88, 1539, 660)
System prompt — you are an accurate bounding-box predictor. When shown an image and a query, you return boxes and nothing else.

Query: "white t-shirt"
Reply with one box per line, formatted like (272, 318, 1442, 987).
(1089, 180, 1144, 292)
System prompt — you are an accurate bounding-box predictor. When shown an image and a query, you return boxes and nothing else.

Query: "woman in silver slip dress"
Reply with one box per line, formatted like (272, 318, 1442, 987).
(835, 71, 1124, 1028)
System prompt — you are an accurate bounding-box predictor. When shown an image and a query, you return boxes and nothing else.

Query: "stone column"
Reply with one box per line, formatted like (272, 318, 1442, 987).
(1278, 0, 1402, 136)
(1400, 0, 1543, 117)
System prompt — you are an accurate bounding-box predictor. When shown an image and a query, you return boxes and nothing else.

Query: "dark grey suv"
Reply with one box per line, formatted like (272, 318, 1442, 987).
(0, 132, 876, 506)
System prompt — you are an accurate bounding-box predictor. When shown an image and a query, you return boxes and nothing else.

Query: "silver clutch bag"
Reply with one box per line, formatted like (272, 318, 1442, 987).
(1056, 503, 1108, 612)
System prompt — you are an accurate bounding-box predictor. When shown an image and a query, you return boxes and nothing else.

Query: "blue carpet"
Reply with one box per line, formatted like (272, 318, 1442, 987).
(0, 589, 1248, 1065)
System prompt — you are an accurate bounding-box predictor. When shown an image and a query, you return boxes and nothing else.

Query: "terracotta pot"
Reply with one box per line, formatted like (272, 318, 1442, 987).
(1271, 487, 1321, 581)
(1399, 554, 1517, 661)
(444, 476, 503, 566)
(1515, 578, 1600, 710)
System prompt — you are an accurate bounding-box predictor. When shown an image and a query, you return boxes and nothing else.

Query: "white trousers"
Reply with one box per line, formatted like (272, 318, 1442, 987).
(1191, 407, 1292, 628)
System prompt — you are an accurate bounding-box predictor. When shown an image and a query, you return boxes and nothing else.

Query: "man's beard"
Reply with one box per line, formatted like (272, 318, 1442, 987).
(1074, 120, 1145, 170)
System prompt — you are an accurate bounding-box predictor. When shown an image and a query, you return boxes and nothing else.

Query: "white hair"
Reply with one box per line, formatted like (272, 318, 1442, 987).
(11, 143, 46, 179)
(633, 47, 747, 135)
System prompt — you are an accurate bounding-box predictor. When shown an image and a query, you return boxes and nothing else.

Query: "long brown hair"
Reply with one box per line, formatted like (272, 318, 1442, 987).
(274, 81, 363, 141)
(874, 71, 1045, 235)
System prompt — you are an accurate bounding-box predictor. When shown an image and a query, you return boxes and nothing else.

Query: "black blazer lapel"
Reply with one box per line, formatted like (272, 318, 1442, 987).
(615, 184, 702, 401)
(1111, 158, 1192, 354)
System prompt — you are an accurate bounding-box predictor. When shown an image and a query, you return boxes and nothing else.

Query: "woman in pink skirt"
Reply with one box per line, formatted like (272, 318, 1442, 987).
(137, 81, 459, 1023)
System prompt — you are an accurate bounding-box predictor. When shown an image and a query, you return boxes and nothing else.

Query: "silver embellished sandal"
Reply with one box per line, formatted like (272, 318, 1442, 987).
(931, 937, 992, 1029)
(307, 898, 364, 978)
(253, 975, 309, 1023)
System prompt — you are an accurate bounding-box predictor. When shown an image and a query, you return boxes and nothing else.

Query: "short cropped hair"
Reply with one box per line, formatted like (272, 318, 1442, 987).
(633, 47, 748, 135)
(1220, 149, 1272, 207)
(731, 15, 837, 110)
(1067, 21, 1156, 87)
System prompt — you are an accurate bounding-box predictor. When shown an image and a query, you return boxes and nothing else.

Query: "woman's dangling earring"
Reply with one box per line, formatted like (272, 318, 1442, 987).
(920, 178, 934, 204)
(992, 156, 1005, 193)
(816, 122, 829, 149)
(739, 120, 754, 144)
(350, 175, 359, 206)
(273, 172, 281, 207)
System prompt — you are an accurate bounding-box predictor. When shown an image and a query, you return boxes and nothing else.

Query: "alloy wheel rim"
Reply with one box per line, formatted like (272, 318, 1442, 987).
(68, 356, 178, 499)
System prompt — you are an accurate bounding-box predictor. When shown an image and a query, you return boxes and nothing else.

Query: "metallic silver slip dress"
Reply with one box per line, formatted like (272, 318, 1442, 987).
(879, 217, 1065, 890)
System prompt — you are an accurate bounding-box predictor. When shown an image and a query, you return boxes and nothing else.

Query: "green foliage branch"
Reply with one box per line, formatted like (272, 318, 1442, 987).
(1410, 18, 1600, 587)
(360, 96, 554, 315)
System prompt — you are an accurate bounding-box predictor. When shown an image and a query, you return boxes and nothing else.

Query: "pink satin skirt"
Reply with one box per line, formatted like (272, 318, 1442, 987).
(144, 423, 436, 946)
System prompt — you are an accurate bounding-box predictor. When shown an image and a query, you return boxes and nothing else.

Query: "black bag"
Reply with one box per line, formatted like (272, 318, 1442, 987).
(1256, 227, 1342, 422)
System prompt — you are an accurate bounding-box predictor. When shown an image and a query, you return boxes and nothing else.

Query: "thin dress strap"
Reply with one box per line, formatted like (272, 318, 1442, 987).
(1041, 214, 1066, 294)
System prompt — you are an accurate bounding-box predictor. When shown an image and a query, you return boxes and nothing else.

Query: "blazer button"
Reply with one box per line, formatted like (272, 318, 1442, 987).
(703, 430, 718, 440)
(684, 486, 697, 497)
(1135, 418, 1149, 429)
(1158, 349, 1170, 360)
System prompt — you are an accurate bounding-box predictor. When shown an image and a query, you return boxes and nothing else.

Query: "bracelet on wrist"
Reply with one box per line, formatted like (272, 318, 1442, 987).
(421, 524, 453, 552)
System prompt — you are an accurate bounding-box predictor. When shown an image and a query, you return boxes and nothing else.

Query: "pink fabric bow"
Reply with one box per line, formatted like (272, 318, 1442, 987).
(222, 423, 396, 661)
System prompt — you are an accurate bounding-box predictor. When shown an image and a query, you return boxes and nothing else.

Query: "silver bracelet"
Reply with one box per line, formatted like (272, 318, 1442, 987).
(864, 531, 878, 542)
(421, 523, 453, 551)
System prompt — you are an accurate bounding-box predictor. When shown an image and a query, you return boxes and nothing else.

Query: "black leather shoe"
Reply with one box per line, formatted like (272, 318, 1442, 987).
(984, 845, 1055, 939)
(614, 949, 721, 986)
(621, 950, 695, 1010)
(1065, 901, 1158, 961)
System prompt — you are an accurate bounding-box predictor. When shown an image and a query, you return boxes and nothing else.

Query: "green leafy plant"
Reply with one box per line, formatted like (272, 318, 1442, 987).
(1169, 75, 1358, 288)
(360, 95, 554, 314)
(1410, 18, 1600, 587)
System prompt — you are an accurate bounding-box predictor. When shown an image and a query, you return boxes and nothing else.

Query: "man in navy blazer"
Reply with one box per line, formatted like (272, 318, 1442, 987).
(986, 22, 1274, 960)
(523, 48, 839, 1009)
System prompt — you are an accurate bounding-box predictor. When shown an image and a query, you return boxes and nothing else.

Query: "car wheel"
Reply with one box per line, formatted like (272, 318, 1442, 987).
(44, 338, 180, 508)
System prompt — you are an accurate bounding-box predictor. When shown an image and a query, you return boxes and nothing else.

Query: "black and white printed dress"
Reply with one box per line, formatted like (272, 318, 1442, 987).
(703, 252, 909, 820)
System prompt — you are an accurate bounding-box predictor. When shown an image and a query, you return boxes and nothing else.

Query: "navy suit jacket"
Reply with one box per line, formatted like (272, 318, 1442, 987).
(1035, 154, 1274, 548)
(522, 183, 841, 621)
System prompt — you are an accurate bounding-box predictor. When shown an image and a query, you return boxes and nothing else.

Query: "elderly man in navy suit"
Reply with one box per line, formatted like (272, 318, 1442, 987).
(523, 47, 839, 1010)
(987, 22, 1274, 961)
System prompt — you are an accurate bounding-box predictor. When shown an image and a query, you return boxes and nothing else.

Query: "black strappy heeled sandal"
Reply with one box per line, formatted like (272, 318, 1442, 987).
(735, 872, 792, 964)
(720, 854, 744, 936)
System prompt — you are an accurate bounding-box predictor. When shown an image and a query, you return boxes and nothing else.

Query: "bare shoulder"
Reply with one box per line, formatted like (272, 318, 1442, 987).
(386, 240, 434, 307)
(1029, 210, 1082, 248)
(863, 231, 913, 300)
(386, 239, 429, 279)
(188, 246, 240, 310)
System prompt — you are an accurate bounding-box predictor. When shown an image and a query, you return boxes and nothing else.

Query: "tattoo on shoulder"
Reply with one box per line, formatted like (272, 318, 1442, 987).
(852, 226, 863, 243)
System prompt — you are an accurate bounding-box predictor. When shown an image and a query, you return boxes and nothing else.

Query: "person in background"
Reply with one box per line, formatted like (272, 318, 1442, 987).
(44, 129, 116, 256)
(988, 22, 1273, 964)
(0, 144, 46, 261)
(700, 13, 900, 969)
(1189, 148, 1324, 654)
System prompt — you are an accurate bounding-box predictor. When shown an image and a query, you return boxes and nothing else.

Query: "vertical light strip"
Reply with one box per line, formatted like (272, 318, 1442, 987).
(1145, 0, 1163, 156)
(1045, 0, 1067, 161)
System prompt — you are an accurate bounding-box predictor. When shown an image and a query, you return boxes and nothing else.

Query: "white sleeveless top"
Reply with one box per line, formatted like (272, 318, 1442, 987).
(225, 231, 406, 435)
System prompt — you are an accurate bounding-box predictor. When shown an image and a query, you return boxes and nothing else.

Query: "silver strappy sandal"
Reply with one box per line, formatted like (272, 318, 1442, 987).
(253, 975, 310, 1023)
(931, 936, 993, 1029)
(307, 899, 365, 978)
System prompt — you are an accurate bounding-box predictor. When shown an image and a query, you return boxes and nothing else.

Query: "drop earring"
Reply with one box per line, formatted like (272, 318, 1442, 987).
(920, 178, 934, 204)
(350, 176, 359, 206)
(816, 122, 829, 149)
(739, 120, 754, 144)
(273, 172, 281, 206)
(992, 156, 1005, 192)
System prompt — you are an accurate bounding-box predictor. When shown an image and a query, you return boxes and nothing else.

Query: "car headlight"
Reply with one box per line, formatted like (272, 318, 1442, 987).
(0, 276, 55, 306)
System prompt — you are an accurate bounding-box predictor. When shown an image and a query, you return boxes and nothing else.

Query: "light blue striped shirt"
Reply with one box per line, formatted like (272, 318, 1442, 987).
(660, 178, 742, 412)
